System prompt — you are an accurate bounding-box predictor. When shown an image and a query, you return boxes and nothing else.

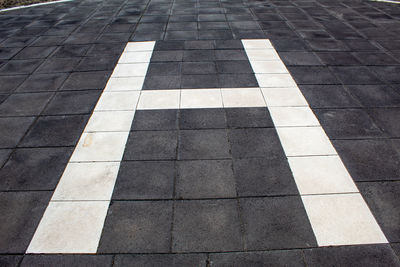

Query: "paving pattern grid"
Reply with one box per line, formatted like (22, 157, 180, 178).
(0, 0, 400, 265)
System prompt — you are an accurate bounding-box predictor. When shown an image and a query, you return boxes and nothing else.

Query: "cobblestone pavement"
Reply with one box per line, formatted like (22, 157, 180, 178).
(0, 0, 400, 266)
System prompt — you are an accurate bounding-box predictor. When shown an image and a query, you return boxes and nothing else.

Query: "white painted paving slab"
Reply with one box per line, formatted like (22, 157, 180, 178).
(245, 49, 280, 61)
(105, 77, 145, 91)
(84, 111, 136, 132)
(302, 194, 388, 246)
(52, 162, 120, 201)
(256, 74, 297, 87)
(242, 39, 273, 49)
(250, 60, 288, 74)
(269, 107, 320, 127)
(137, 90, 180, 110)
(112, 63, 149, 77)
(95, 91, 140, 111)
(27, 201, 109, 253)
(181, 89, 223, 109)
(288, 156, 358, 195)
(261, 88, 308, 107)
(118, 51, 153, 63)
(221, 87, 266, 107)
(125, 41, 155, 52)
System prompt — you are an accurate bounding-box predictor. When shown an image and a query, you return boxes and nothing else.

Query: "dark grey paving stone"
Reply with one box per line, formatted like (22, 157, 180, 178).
(169, 15, 197, 22)
(299, 85, 360, 108)
(215, 50, 247, 61)
(31, 36, 66, 46)
(0, 75, 27, 94)
(52, 45, 90, 58)
(0, 59, 43, 75)
(315, 108, 384, 139)
(131, 110, 178, 130)
(74, 56, 118, 71)
(151, 50, 184, 62)
(279, 52, 322, 66)
(64, 33, 99, 45)
(184, 40, 215, 50)
(87, 43, 125, 56)
(215, 40, 244, 49)
(0, 117, 35, 148)
(167, 22, 197, 31)
(229, 21, 261, 30)
(315, 52, 361, 66)
(14, 46, 56, 60)
(218, 74, 258, 88)
(330, 66, 382, 85)
(225, 107, 274, 128)
(288, 66, 338, 85)
(98, 201, 173, 253)
(0, 147, 72, 191)
(143, 75, 181, 90)
(96, 32, 130, 44)
(392, 244, 400, 260)
(369, 108, 400, 137)
(1, 36, 36, 48)
(114, 254, 206, 267)
(370, 66, 400, 84)
(36, 57, 81, 73)
(147, 62, 181, 76)
(0, 191, 51, 253)
(353, 52, 399, 65)
(154, 41, 185, 51)
(132, 32, 165, 42)
(124, 131, 178, 160)
(141, 15, 169, 23)
(0, 149, 12, 167)
(178, 129, 230, 160)
(60, 71, 110, 90)
(181, 74, 218, 88)
(304, 244, 400, 267)
(43, 90, 101, 115)
(0, 255, 21, 267)
(20, 255, 113, 267)
(183, 50, 215, 61)
(113, 161, 174, 200)
(215, 60, 253, 74)
(16, 73, 68, 92)
(209, 250, 305, 267)
(176, 159, 236, 199)
(345, 85, 400, 107)
(228, 128, 284, 159)
(233, 157, 298, 197)
(0, 92, 53, 116)
(298, 30, 332, 39)
(271, 39, 309, 52)
(0, 47, 22, 59)
(333, 139, 400, 182)
(136, 23, 167, 32)
(182, 62, 216, 75)
(359, 182, 400, 242)
(172, 199, 242, 252)
(343, 39, 379, 51)
(241, 196, 317, 250)
(19, 115, 88, 147)
(198, 14, 226, 22)
(179, 109, 226, 129)
(306, 39, 349, 51)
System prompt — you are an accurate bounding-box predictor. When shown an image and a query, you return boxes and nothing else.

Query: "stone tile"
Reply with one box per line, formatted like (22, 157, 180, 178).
(303, 193, 387, 246)
(315, 52, 360, 66)
(229, 128, 284, 159)
(315, 109, 384, 139)
(279, 52, 322, 66)
(113, 161, 175, 200)
(181, 89, 223, 108)
(215, 50, 248, 61)
(263, 87, 308, 107)
(179, 108, 226, 129)
(71, 132, 129, 162)
(368, 108, 400, 137)
(85, 111, 135, 132)
(0, 192, 51, 253)
(256, 74, 297, 87)
(299, 85, 360, 108)
(345, 85, 400, 107)
(20, 115, 88, 147)
(241, 196, 317, 250)
(0, 47, 22, 60)
(225, 107, 273, 128)
(52, 162, 120, 201)
(43, 91, 101, 115)
(114, 254, 206, 267)
(0, 117, 35, 148)
(98, 201, 173, 253)
(143, 75, 181, 90)
(27, 201, 109, 253)
(304, 244, 400, 267)
(288, 66, 338, 85)
(0, 149, 11, 167)
(221, 88, 265, 107)
(269, 107, 319, 127)
(112, 63, 149, 77)
(370, 66, 400, 84)
(151, 50, 184, 62)
(278, 126, 336, 156)
(182, 62, 216, 75)
(209, 250, 305, 267)
(75, 56, 118, 72)
(0, 92, 53, 116)
(36, 57, 80, 73)
(95, 91, 140, 111)
(250, 60, 288, 74)
(172, 199, 242, 252)
(215, 60, 253, 74)
(178, 129, 230, 160)
(183, 50, 215, 61)
(147, 62, 181, 76)
(131, 110, 178, 131)
(359, 181, 400, 242)
(0, 59, 43, 75)
(0, 255, 21, 267)
(0, 147, 72, 191)
(176, 160, 236, 198)
(0, 75, 27, 94)
(137, 90, 180, 109)
(60, 71, 111, 91)
(181, 74, 219, 88)
(124, 131, 178, 160)
(16, 73, 68, 92)
(105, 77, 145, 91)
(218, 74, 258, 88)
(52, 45, 90, 58)
(14, 46, 56, 60)
(233, 157, 298, 197)
(333, 139, 400, 181)
(20, 255, 113, 267)
(330, 66, 382, 85)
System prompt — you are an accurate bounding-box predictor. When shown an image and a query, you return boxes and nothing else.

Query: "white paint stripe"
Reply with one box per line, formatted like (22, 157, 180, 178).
(0, 0, 73, 12)
(243, 39, 388, 246)
(371, 0, 400, 4)
(27, 41, 155, 254)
